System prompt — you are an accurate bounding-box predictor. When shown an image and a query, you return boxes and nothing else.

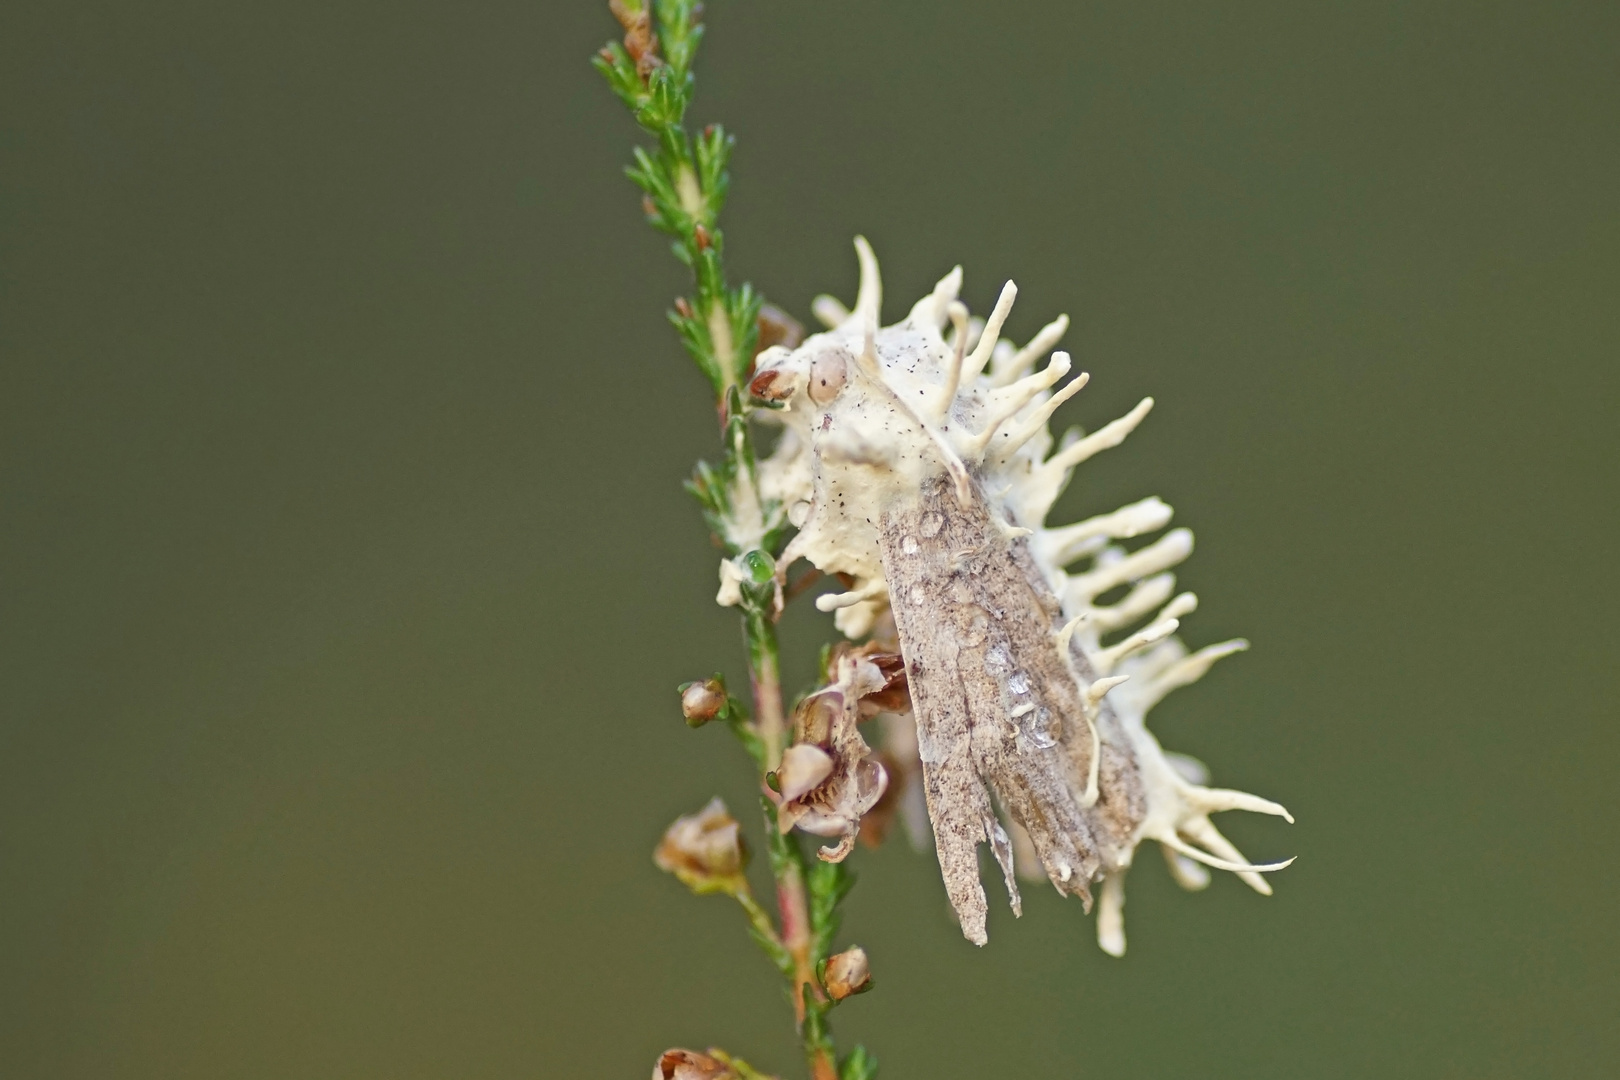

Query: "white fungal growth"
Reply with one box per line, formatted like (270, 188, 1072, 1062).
(747, 238, 1292, 953)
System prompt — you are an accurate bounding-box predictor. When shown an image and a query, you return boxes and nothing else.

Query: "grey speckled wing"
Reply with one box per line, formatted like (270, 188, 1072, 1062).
(880, 474, 1117, 944)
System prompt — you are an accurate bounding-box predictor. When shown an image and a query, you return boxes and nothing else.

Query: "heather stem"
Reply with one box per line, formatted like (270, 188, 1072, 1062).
(595, 4, 872, 1076)
(746, 614, 835, 1078)
(748, 616, 787, 770)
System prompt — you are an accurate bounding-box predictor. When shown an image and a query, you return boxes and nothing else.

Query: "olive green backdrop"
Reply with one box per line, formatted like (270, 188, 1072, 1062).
(3, 2, 1616, 1077)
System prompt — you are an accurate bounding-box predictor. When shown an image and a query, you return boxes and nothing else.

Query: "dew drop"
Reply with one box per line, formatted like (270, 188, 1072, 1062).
(1026, 707, 1058, 749)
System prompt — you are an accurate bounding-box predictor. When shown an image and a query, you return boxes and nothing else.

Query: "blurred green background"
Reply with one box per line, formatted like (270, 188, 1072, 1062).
(3, 1, 1617, 1077)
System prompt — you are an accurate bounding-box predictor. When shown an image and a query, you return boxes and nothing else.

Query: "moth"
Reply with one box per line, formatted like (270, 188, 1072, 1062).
(739, 238, 1292, 954)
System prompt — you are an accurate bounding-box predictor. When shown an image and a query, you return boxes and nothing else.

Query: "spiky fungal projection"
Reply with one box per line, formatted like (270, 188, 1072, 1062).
(735, 238, 1293, 954)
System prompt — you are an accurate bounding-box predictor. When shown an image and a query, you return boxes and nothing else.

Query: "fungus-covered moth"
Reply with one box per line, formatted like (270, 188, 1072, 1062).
(741, 238, 1292, 954)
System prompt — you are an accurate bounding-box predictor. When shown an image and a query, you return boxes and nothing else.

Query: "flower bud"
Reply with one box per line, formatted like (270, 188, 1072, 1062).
(652, 1048, 739, 1080)
(821, 945, 872, 1001)
(679, 678, 727, 726)
(654, 797, 748, 894)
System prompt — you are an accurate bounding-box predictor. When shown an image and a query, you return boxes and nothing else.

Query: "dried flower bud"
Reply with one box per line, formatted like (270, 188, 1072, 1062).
(652, 1048, 739, 1080)
(679, 678, 726, 725)
(769, 650, 891, 863)
(821, 946, 872, 1001)
(820, 642, 909, 714)
(841, 648, 914, 850)
(654, 797, 747, 894)
(608, 0, 660, 78)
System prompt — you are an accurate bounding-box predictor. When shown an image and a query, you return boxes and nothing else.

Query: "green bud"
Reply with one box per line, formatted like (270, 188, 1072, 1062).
(741, 548, 774, 584)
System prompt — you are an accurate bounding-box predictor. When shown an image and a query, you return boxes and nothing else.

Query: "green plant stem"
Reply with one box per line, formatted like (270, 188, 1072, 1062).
(594, 5, 866, 1077)
(748, 615, 788, 769)
(745, 619, 836, 1080)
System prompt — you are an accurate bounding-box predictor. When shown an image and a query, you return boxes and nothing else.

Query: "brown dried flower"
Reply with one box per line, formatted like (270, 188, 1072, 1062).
(847, 647, 909, 716)
(609, 0, 661, 79)
(652, 1048, 738, 1080)
(820, 946, 872, 1001)
(816, 643, 913, 850)
(654, 797, 747, 894)
(768, 649, 891, 862)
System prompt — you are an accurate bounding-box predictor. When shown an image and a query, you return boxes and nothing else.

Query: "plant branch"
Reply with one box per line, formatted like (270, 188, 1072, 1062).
(595, 4, 875, 1078)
